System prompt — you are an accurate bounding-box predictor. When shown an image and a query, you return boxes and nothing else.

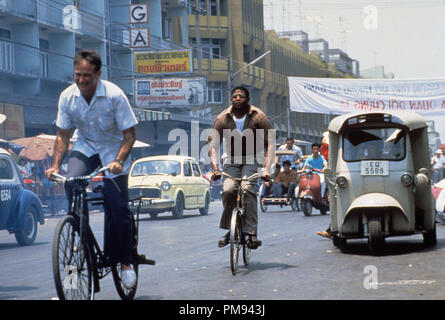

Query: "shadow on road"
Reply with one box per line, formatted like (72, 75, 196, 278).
(336, 238, 445, 256)
(236, 261, 298, 276)
(139, 212, 213, 222)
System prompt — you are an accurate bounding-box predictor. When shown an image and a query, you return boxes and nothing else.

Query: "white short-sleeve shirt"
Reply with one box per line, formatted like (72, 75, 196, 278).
(56, 79, 138, 175)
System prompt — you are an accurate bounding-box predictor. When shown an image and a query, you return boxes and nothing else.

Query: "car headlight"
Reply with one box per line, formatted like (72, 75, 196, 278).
(336, 176, 347, 188)
(161, 181, 171, 191)
(401, 173, 413, 186)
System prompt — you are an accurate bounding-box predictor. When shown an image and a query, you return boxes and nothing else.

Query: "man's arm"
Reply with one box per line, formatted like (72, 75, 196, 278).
(207, 125, 222, 174)
(45, 128, 72, 179)
(108, 126, 136, 175)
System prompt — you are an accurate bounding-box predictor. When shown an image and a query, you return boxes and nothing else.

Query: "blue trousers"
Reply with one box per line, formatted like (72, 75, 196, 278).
(65, 151, 133, 265)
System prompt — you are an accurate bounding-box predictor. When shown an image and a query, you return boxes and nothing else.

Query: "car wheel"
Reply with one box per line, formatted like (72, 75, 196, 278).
(199, 192, 210, 216)
(15, 206, 38, 246)
(172, 193, 184, 219)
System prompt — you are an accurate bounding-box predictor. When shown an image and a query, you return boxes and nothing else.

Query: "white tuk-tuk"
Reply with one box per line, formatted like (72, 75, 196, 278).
(324, 111, 436, 253)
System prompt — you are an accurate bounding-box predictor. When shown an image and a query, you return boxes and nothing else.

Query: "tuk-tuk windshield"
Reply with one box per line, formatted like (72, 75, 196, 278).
(343, 127, 406, 161)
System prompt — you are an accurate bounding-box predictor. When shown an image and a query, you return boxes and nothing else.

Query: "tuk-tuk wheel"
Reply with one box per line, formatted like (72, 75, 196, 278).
(423, 223, 437, 246)
(368, 217, 385, 254)
(332, 235, 346, 248)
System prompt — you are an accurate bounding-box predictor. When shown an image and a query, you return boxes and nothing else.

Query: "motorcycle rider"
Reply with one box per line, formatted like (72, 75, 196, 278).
(298, 143, 327, 199)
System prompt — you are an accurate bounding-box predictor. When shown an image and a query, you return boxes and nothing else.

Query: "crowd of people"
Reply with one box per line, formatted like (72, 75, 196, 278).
(10, 152, 67, 214)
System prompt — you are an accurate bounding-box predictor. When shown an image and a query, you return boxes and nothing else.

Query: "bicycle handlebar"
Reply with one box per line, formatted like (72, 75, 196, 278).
(51, 166, 110, 184)
(213, 171, 269, 183)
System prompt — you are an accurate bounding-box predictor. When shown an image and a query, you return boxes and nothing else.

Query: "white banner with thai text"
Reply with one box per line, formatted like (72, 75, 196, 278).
(288, 77, 445, 115)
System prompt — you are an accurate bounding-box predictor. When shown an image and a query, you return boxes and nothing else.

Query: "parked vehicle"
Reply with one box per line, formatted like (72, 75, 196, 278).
(325, 111, 436, 253)
(0, 147, 44, 245)
(127, 155, 210, 219)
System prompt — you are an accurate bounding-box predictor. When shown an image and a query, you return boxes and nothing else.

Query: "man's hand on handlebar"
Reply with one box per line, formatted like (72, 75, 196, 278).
(210, 170, 222, 181)
(108, 160, 123, 175)
(261, 170, 271, 182)
(45, 167, 59, 181)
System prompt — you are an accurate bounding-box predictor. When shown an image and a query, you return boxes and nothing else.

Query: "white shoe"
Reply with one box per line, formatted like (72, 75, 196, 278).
(121, 269, 136, 289)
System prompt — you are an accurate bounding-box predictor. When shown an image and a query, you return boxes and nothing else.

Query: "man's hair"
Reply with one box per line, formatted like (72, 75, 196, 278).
(74, 50, 102, 73)
(283, 160, 291, 167)
(286, 137, 294, 142)
(231, 86, 250, 98)
(311, 143, 321, 149)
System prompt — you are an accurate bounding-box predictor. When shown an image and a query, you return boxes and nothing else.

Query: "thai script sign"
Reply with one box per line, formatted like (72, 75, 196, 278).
(289, 77, 445, 115)
(134, 49, 193, 75)
(135, 77, 207, 108)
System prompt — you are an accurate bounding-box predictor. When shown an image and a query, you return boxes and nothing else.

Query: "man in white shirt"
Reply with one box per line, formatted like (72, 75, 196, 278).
(431, 149, 445, 183)
(46, 50, 138, 290)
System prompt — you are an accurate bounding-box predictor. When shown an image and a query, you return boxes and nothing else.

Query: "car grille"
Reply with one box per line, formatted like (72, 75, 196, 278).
(128, 187, 161, 199)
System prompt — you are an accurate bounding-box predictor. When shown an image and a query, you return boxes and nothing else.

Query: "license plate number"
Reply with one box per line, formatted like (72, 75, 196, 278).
(361, 161, 389, 176)
(130, 200, 151, 206)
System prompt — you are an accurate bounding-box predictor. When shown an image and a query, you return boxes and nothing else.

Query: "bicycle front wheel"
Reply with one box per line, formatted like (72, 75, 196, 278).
(229, 210, 241, 275)
(112, 262, 139, 300)
(52, 215, 94, 300)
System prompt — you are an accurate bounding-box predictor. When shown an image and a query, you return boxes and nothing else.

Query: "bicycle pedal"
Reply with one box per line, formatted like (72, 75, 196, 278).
(135, 254, 156, 266)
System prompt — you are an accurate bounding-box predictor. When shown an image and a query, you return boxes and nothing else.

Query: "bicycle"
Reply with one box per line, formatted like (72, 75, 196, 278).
(214, 171, 264, 275)
(51, 166, 155, 300)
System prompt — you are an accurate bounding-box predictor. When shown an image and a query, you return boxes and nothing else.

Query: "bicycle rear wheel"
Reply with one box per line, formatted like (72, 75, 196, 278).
(230, 210, 241, 275)
(52, 215, 94, 300)
(112, 262, 139, 300)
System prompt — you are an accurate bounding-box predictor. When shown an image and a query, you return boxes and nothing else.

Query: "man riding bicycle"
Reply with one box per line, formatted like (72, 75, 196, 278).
(208, 86, 275, 250)
(45, 50, 138, 289)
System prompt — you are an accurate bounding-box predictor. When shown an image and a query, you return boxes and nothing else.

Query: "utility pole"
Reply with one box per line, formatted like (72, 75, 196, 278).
(194, 0, 202, 75)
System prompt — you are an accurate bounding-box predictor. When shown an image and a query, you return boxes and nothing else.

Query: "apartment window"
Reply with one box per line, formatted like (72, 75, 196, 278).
(0, 27, 13, 73)
(162, 11, 172, 40)
(0, 28, 11, 40)
(191, 38, 222, 59)
(39, 39, 49, 78)
(208, 82, 223, 104)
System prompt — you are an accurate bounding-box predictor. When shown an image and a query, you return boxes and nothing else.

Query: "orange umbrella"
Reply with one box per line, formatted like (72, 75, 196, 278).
(11, 134, 58, 160)
(11, 134, 74, 160)
(13, 137, 50, 160)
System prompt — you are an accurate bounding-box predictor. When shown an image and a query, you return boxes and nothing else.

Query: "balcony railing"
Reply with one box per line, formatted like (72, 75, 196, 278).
(0, 40, 14, 73)
(0, 0, 36, 19)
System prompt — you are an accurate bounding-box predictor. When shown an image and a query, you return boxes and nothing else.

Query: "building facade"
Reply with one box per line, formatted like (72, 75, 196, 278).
(0, 0, 359, 155)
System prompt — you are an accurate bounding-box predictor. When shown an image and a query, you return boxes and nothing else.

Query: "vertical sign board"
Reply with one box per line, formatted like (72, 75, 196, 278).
(129, 4, 150, 48)
(129, 4, 149, 24)
(131, 28, 150, 48)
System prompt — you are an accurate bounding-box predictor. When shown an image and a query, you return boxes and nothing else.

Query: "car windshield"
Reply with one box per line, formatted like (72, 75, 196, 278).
(131, 160, 181, 176)
(343, 127, 406, 161)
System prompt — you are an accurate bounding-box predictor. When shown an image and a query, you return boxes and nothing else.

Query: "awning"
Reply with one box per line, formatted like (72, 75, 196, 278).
(133, 108, 171, 122)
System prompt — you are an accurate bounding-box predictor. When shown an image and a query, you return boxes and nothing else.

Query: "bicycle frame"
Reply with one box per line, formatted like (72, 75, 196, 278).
(217, 171, 262, 275)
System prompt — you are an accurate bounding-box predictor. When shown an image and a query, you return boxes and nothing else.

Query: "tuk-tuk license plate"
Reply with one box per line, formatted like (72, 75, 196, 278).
(360, 161, 389, 176)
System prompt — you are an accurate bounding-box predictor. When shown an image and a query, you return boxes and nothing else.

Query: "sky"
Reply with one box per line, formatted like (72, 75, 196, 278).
(263, 0, 445, 142)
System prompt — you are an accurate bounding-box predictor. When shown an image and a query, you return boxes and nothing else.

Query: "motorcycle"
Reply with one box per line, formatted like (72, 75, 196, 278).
(297, 164, 329, 216)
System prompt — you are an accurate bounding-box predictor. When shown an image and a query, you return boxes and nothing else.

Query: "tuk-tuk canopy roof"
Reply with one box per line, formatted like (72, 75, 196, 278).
(328, 111, 428, 134)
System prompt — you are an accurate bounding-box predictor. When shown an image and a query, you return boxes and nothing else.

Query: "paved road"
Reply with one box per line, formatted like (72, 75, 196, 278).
(2, 201, 445, 300)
